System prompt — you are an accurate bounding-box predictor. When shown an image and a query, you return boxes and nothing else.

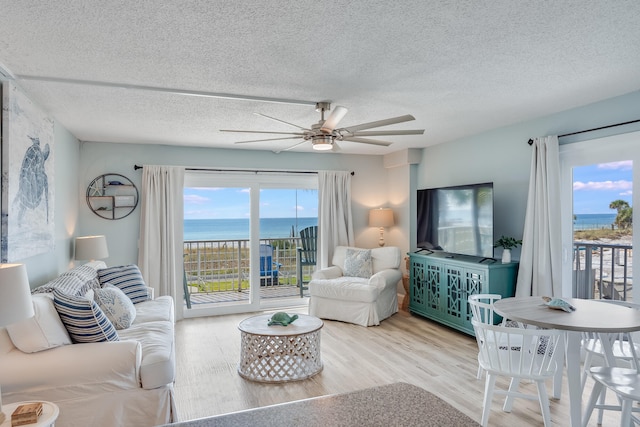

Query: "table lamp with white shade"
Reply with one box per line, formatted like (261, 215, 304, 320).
(0, 263, 35, 424)
(369, 208, 394, 247)
(75, 235, 109, 261)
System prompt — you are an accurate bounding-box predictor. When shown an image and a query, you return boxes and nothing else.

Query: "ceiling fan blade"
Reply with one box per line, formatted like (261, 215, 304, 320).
(342, 137, 392, 146)
(234, 136, 303, 144)
(278, 140, 309, 153)
(254, 113, 309, 131)
(221, 129, 306, 136)
(320, 105, 348, 133)
(330, 141, 341, 152)
(341, 114, 415, 133)
(350, 129, 424, 137)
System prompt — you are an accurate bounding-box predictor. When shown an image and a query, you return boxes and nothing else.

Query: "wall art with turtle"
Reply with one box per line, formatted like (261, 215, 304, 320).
(1, 81, 55, 262)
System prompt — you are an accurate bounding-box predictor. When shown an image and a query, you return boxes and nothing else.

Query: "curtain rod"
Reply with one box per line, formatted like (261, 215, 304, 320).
(133, 165, 354, 175)
(527, 118, 640, 145)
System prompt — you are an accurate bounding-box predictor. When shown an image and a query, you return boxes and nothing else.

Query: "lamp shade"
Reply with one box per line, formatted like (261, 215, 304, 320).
(369, 208, 394, 228)
(75, 235, 109, 260)
(0, 264, 35, 326)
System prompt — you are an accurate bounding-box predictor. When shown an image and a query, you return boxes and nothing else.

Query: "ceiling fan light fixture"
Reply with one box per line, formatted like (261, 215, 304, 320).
(311, 135, 334, 151)
(222, 101, 423, 153)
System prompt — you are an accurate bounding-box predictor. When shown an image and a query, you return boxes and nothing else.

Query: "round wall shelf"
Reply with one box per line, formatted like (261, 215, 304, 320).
(86, 173, 139, 220)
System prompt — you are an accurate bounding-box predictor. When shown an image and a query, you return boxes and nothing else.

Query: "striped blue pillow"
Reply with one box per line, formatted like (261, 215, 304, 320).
(53, 289, 119, 343)
(97, 265, 150, 304)
(31, 274, 88, 296)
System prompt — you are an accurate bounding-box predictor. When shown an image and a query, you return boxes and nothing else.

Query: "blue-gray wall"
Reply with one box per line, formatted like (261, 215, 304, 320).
(416, 90, 640, 260)
(17, 88, 640, 286)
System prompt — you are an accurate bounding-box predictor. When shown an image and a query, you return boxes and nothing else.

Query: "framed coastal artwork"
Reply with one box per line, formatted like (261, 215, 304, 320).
(1, 81, 55, 262)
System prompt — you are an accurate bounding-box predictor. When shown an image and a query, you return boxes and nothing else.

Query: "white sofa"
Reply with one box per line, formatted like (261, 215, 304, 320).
(0, 261, 176, 427)
(308, 246, 402, 327)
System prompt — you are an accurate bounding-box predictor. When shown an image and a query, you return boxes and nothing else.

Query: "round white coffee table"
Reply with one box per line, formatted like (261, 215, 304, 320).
(238, 313, 323, 383)
(0, 401, 59, 427)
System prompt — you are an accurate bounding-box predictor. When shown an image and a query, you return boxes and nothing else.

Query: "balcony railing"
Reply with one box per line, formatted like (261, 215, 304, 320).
(573, 242, 633, 301)
(184, 239, 634, 305)
(183, 238, 313, 304)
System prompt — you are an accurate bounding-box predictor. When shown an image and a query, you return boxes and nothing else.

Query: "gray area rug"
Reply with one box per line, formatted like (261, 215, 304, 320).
(159, 382, 479, 427)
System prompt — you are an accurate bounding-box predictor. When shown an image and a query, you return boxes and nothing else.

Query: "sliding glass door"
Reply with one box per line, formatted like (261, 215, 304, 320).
(560, 131, 639, 300)
(182, 171, 318, 317)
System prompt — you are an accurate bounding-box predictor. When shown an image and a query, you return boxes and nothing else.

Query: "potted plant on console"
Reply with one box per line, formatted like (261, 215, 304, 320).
(494, 236, 522, 263)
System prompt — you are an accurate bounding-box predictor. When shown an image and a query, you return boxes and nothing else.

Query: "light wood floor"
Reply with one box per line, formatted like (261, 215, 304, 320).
(174, 305, 622, 426)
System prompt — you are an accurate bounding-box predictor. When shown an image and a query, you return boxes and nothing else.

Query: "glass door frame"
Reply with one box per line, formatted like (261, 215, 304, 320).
(559, 131, 639, 299)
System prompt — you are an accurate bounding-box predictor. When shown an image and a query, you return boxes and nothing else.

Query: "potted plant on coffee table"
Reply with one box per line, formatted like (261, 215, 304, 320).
(493, 236, 522, 263)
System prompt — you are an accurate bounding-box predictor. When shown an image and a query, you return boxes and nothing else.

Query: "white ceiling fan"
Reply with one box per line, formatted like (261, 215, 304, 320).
(220, 102, 425, 153)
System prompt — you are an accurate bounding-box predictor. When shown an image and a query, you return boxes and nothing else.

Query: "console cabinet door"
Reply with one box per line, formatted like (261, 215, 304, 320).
(423, 262, 443, 318)
(462, 267, 487, 327)
(443, 264, 487, 331)
(443, 264, 465, 328)
(409, 256, 428, 316)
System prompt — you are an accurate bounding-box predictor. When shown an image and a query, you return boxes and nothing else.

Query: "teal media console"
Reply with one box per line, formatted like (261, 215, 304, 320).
(408, 250, 518, 336)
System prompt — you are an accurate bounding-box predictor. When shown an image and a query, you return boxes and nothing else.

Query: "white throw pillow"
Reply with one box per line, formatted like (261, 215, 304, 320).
(94, 284, 137, 329)
(7, 294, 72, 353)
(343, 248, 373, 278)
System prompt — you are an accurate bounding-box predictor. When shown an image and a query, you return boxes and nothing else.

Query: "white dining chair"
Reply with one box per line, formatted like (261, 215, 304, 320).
(584, 331, 640, 427)
(582, 300, 640, 387)
(469, 294, 565, 401)
(471, 318, 564, 427)
(468, 294, 509, 379)
(582, 300, 640, 426)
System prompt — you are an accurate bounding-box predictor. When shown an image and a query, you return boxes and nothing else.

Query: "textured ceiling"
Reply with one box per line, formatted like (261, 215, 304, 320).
(1, 1, 640, 155)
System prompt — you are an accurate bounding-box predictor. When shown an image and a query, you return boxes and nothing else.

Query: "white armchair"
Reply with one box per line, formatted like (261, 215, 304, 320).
(308, 246, 402, 327)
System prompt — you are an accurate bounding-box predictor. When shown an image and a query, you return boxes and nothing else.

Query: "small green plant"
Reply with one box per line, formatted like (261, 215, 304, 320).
(493, 235, 522, 250)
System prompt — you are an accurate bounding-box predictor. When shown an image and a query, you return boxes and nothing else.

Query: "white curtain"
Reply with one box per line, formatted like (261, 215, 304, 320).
(318, 171, 354, 268)
(516, 136, 562, 297)
(138, 166, 185, 320)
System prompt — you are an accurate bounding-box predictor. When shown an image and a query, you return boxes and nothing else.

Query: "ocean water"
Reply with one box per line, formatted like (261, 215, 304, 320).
(573, 213, 617, 230)
(184, 214, 615, 240)
(184, 217, 318, 241)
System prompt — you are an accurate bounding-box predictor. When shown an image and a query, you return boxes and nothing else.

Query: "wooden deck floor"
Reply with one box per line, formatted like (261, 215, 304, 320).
(187, 284, 308, 305)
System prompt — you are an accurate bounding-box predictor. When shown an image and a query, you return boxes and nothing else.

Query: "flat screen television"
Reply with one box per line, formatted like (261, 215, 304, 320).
(416, 182, 494, 258)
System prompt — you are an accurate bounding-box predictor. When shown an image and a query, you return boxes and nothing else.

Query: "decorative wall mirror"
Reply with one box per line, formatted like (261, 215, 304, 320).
(86, 173, 139, 220)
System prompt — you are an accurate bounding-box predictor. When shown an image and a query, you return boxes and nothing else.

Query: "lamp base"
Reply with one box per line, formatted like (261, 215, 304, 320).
(378, 228, 385, 247)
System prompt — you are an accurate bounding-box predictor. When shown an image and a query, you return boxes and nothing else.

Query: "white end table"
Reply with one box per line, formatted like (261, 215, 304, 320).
(1, 401, 59, 427)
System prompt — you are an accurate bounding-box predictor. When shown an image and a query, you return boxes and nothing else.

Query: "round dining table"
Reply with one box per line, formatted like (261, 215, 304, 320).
(494, 296, 640, 427)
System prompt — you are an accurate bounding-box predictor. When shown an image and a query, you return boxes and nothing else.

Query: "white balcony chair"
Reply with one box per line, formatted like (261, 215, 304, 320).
(472, 319, 564, 427)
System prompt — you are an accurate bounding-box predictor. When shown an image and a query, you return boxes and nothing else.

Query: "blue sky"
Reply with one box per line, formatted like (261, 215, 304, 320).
(183, 187, 318, 219)
(573, 160, 633, 214)
(183, 161, 631, 219)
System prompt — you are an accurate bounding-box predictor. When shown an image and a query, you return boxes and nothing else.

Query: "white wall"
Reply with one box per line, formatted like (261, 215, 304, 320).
(417, 89, 640, 262)
(78, 142, 390, 266)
